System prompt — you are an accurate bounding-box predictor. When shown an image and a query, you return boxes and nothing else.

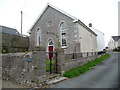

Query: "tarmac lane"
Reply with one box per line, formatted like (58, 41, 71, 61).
(52, 52, 119, 88)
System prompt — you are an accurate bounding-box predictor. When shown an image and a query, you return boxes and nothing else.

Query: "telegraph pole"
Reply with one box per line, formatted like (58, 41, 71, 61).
(21, 11, 23, 35)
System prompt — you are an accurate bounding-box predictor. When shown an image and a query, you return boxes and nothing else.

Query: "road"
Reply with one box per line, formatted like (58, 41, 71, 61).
(0, 67, 2, 90)
(52, 52, 119, 88)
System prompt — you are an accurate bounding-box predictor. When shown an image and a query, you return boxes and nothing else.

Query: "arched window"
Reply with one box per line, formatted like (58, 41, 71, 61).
(60, 22, 67, 47)
(36, 27, 41, 46)
(48, 39, 53, 46)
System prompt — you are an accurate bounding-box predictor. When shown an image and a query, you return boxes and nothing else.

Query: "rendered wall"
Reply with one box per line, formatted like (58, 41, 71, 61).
(76, 23, 98, 52)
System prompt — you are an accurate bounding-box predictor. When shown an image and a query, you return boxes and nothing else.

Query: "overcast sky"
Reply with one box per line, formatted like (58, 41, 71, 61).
(0, 0, 119, 46)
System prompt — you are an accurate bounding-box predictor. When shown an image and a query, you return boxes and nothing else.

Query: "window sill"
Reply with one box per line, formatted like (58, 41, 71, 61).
(61, 46, 68, 49)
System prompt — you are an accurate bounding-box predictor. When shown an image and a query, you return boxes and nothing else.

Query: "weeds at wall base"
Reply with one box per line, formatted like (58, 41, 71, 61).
(63, 54, 110, 78)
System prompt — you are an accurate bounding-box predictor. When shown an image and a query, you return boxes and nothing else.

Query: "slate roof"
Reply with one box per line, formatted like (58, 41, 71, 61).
(76, 20, 97, 36)
(112, 36, 120, 41)
(0, 25, 20, 36)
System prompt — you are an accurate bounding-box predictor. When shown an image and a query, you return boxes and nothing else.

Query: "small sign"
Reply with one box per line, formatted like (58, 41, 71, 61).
(27, 58, 32, 63)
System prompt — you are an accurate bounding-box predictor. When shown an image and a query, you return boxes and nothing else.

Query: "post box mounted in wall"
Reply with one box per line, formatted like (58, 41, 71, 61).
(27, 57, 32, 63)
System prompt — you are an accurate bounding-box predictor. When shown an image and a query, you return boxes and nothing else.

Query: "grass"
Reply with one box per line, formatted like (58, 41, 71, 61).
(46, 59, 55, 72)
(63, 53, 110, 78)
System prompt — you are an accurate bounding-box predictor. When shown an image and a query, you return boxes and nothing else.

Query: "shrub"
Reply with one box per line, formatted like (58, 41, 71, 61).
(2, 47, 8, 54)
(113, 46, 120, 52)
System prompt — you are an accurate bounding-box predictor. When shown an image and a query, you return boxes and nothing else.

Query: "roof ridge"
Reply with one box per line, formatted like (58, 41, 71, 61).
(29, 3, 78, 32)
(47, 3, 78, 20)
(90, 27, 104, 35)
(112, 36, 120, 41)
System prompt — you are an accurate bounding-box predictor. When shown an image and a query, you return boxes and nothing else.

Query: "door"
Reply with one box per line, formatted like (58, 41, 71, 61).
(48, 46, 53, 59)
(48, 39, 54, 59)
(47, 39, 58, 73)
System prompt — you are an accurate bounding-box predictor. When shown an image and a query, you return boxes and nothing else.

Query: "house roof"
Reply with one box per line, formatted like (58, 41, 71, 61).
(74, 20, 97, 36)
(112, 36, 120, 41)
(90, 27, 104, 35)
(29, 3, 97, 36)
(0, 25, 20, 36)
(48, 3, 78, 21)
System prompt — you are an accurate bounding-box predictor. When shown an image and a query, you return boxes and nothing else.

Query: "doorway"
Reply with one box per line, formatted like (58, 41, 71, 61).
(48, 39, 54, 59)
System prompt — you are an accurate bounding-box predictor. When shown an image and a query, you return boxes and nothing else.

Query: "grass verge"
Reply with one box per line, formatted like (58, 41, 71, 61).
(63, 53, 110, 78)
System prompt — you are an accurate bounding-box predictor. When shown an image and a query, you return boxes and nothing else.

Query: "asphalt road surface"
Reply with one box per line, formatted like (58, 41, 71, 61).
(52, 52, 119, 88)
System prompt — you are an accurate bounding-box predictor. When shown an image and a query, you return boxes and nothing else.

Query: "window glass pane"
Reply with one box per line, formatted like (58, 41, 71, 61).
(37, 27, 40, 31)
(49, 40, 53, 45)
(61, 23, 67, 29)
(49, 41, 53, 45)
(61, 30, 66, 33)
(36, 28, 41, 46)
(75, 35, 77, 38)
(62, 38, 67, 46)
(60, 22, 67, 47)
(62, 35, 66, 38)
(38, 36, 41, 45)
(62, 32, 66, 35)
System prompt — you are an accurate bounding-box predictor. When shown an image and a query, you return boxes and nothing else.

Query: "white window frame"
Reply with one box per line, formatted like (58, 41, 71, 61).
(60, 22, 67, 48)
(48, 39, 54, 46)
(36, 27, 41, 46)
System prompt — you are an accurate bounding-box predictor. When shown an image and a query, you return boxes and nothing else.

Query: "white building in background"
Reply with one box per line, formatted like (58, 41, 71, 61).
(89, 23, 105, 51)
(108, 36, 120, 49)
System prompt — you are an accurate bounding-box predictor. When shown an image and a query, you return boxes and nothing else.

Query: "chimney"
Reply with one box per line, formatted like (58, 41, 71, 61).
(89, 23, 92, 27)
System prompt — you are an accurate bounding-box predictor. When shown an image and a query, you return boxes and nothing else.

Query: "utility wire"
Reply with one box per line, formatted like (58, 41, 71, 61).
(22, 0, 28, 11)
(22, 12, 35, 20)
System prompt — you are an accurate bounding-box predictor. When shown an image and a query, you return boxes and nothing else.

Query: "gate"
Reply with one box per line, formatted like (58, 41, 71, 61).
(46, 51, 58, 74)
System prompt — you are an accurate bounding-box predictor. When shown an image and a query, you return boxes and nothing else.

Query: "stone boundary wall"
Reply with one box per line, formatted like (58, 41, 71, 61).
(2, 33, 29, 53)
(2, 51, 46, 87)
(2, 51, 101, 87)
(64, 52, 98, 60)
(57, 52, 99, 74)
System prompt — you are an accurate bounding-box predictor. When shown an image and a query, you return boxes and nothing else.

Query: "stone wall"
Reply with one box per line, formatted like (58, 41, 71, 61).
(2, 51, 46, 87)
(2, 33, 29, 53)
(29, 6, 77, 54)
(57, 52, 99, 74)
(2, 50, 100, 87)
(63, 52, 98, 60)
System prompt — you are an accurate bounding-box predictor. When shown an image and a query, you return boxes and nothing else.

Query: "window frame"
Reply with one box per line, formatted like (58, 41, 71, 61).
(48, 39, 54, 46)
(60, 22, 68, 48)
(36, 27, 42, 46)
